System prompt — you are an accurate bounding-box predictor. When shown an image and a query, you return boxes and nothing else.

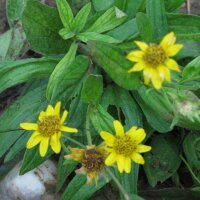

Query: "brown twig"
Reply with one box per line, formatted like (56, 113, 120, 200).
(186, 0, 191, 14)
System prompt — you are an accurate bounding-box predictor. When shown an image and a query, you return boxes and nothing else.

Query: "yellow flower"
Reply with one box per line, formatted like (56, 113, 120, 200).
(127, 32, 183, 89)
(20, 102, 78, 157)
(100, 120, 151, 173)
(65, 145, 108, 185)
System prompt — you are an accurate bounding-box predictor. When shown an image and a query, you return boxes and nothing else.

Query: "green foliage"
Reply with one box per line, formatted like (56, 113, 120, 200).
(1, 0, 200, 199)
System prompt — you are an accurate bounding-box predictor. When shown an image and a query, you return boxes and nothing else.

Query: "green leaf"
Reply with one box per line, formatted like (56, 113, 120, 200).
(56, 150, 77, 192)
(72, 3, 91, 33)
(0, 57, 59, 94)
(61, 174, 108, 200)
(115, 0, 145, 19)
(59, 28, 75, 40)
(89, 41, 142, 90)
(77, 32, 121, 43)
(92, 0, 114, 11)
(20, 145, 52, 175)
(4, 133, 30, 162)
(56, 0, 74, 30)
(47, 54, 89, 102)
(146, 0, 168, 39)
(90, 104, 114, 133)
(182, 56, 200, 84)
(164, 0, 185, 12)
(47, 43, 78, 100)
(6, 0, 27, 26)
(134, 88, 173, 133)
(144, 135, 181, 187)
(22, 0, 69, 55)
(87, 7, 126, 34)
(136, 12, 152, 42)
(102, 85, 143, 127)
(0, 25, 26, 61)
(108, 19, 138, 41)
(183, 133, 200, 172)
(0, 85, 48, 158)
(81, 74, 103, 104)
(167, 13, 200, 40)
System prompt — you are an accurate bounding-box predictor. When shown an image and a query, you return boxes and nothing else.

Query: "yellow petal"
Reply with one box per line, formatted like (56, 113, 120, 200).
(136, 144, 152, 153)
(151, 69, 162, 89)
(61, 126, 78, 133)
(126, 51, 144, 62)
(128, 62, 145, 73)
(113, 120, 124, 137)
(131, 152, 145, 164)
(165, 59, 181, 72)
(135, 41, 149, 51)
(160, 32, 176, 49)
(124, 157, 131, 173)
(20, 123, 38, 131)
(130, 128, 146, 144)
(105, 152, 117, 166)
(39, 111, 45, 121)
(117, 155, 125, 173)
(61, 110, 68, 124)
(39, 137, 49, 157)
(126, 126, 138, 137)
(157, 66, 171, 82)
(26, 131, 42, 149)
(55, 101, 61, 116)
(166, 44, 183, 57)
(50, 133, 61, 154)
(144, 73, 150, 85)
(46, 105, 55, 116)
(100, 131, 115, 147)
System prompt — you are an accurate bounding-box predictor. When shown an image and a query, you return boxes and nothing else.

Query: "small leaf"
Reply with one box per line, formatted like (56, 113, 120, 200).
(89, 41, 142, 90)
(144, 134, 181, 187)
(56, 0, 74, 30)
(47, 42, 78, 100)
(87, 7, 126, 34)
(136, 12, 152, 42)
(22, 0, 69, 55)
(81, 74, 103, 104)
(72, 3, 91, 33)
(59, 28, 75, 40)
(92, 0, 114, 11)
(146, 0, 168, 38)
(77, 32, 121, 43)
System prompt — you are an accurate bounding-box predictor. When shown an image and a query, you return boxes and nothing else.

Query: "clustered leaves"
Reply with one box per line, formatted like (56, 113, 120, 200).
(0, 0, 200, 199)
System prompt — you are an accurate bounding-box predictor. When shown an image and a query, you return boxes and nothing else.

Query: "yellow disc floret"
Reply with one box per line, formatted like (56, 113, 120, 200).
(20, 102, 78, 157)
(100, 120, 151, 173)
(127, 32, 183, 89)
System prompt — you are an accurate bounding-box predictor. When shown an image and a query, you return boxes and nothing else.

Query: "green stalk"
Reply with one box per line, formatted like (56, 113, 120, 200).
(85, 104, 93, 145)
(62, 134, 85, 148)
(106, 168, 130, 200)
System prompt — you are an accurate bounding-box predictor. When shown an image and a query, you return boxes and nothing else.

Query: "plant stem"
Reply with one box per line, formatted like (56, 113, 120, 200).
(106, 168, 130, 200)
(61, 141, 70, 154)
(62, 134, 85, 148)
(0, 129, 23, 133)
(180, 154, 200, 185)
(85, 105, 93, 145)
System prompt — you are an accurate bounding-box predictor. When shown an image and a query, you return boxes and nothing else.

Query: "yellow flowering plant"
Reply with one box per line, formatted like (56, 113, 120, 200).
(0, 0, 200, 199)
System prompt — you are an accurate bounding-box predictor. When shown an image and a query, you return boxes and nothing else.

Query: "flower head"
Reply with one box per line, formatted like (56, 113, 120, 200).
(127, 32, 183, 89)
(100, 120, 151, 173)
(65, 145, 108, 185)
(20, 102, 78, 157)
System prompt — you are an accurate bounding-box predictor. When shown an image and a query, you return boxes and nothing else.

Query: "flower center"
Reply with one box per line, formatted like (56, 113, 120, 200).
(82, 149, 105, 173)
(143, 44, 167, 66)
(38, 116, 60, 137)
(113, 135, 136, 157)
